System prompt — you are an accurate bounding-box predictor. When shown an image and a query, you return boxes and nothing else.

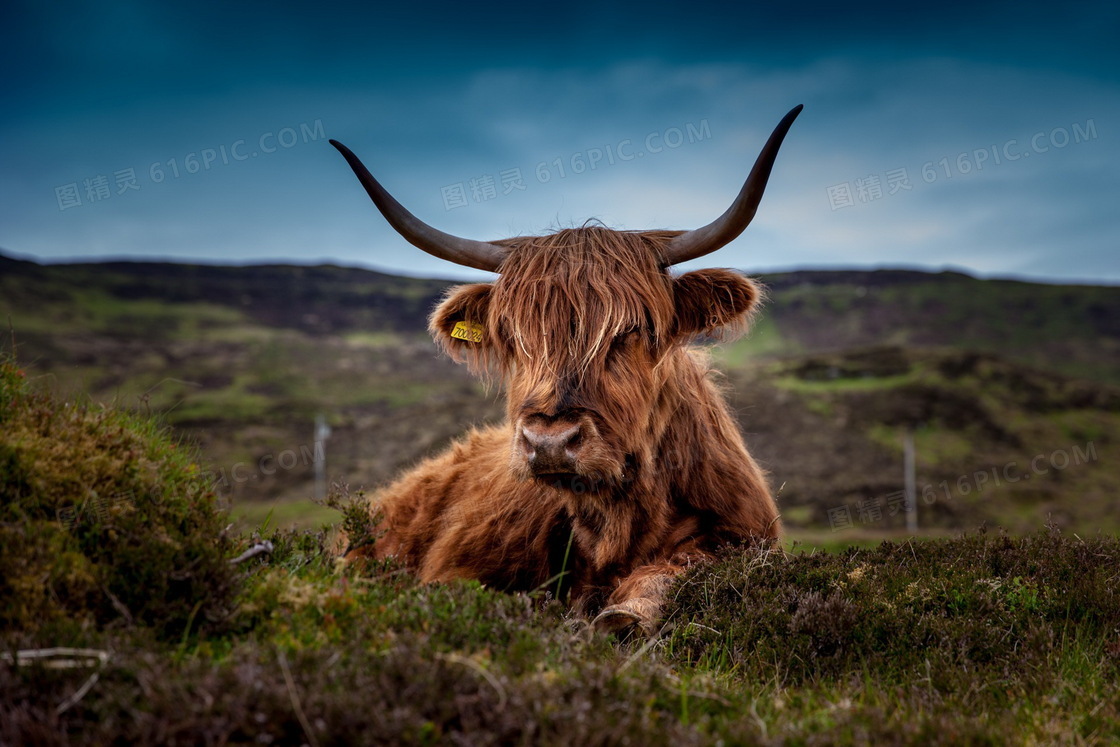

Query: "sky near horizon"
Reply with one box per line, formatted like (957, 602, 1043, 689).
(1, 1, 1117, 283)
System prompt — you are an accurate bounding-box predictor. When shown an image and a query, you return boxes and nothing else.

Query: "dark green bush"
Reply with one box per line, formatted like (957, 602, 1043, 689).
(0, 356, 240, 640)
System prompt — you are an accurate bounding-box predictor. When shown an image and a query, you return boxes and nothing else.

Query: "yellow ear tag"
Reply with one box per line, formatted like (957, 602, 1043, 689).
(450, 321, 485, 344)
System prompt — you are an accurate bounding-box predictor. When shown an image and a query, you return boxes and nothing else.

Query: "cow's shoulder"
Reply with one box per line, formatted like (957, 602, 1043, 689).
(374, 424, 509, 509)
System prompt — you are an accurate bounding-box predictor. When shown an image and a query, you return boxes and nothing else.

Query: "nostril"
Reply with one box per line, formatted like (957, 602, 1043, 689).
(519, 427, 538, 459)
(564, 427, 583, 454)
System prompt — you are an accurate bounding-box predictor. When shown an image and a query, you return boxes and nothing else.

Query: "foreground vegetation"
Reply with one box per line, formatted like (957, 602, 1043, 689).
(2, 356, 1118, 744)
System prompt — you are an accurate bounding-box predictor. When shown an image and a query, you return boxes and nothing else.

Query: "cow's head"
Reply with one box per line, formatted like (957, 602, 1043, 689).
(331, 105, 801, 492)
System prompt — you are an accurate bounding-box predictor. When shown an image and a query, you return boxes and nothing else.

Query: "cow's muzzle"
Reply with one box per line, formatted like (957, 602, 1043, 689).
(518, 414, 585, 479)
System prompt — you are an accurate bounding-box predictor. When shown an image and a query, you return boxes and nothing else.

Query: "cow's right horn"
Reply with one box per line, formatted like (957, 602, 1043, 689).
(663, 104, 803, 266)
(331, 140, 509, 273)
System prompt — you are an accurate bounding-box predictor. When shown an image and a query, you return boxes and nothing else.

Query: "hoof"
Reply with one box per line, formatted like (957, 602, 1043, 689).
(592, 606, 643, 635)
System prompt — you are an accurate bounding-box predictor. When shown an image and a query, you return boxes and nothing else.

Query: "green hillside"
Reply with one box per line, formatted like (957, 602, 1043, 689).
(3, 257, 1120, 744)
(730, 346, 1119, 540)
(1, 253, 1117, 542)
(7, 254, 1120, 382)
(720, 269, 1120, 385)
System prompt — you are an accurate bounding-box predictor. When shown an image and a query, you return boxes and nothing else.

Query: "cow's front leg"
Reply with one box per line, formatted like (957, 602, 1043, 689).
(592, 561, 685, 636)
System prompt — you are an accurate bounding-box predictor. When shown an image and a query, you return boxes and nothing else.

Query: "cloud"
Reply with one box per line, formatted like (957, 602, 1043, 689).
(1, 54, 1116, 284)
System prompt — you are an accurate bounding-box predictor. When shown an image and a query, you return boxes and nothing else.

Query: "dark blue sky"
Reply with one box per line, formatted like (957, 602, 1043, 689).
(2, 0, 1116, 281)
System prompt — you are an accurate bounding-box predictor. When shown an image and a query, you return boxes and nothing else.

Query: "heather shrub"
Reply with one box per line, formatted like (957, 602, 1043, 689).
(0, 355, 239, 640)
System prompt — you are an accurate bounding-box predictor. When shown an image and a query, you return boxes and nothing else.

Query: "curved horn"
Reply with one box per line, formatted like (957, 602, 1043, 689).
(330, 139, 508, 273)
(664, 104, 803, 266)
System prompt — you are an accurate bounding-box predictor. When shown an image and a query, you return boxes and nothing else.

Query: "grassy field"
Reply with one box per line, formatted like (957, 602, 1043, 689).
(3, 253, 1120, 743)
(4, 255, 1118, 543)
(10, 527, 1118, 745)
(2, 357, 1117, 743)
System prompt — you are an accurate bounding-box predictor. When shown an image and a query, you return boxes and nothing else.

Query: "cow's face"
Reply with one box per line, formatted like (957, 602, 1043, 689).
(332, 108, 800, 492)
(430, 227, 760, 492)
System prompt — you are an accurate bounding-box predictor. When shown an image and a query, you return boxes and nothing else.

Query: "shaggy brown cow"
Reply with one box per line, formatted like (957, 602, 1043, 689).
(330, 105, 802, 635)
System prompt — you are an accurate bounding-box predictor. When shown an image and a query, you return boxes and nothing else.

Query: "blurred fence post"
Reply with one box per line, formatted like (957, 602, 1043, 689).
(904, 428, 917, 533)
(314, 414, 331, 502)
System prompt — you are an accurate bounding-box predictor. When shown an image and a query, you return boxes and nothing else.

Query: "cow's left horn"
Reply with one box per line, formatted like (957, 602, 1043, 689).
(663, 104, 803, 266)
(330, 140, 509, 272)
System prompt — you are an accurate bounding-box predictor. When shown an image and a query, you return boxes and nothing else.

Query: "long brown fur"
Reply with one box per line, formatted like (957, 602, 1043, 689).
(347, 225, 780, 635)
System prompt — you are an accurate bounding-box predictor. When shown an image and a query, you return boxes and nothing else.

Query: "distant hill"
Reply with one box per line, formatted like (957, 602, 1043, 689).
(0, 252, 450, 337)
(728, 269, 1120, 385)
(727, 345, 1119, 538)
(5, 253, 1118, 384)
(2, 252, 1118, 540)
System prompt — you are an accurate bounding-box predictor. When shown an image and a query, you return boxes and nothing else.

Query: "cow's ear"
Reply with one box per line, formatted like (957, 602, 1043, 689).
(430, 283, 494, 367)
(672, 269, 763, 340)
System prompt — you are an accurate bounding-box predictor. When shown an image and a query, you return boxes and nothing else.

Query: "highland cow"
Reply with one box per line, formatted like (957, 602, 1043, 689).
(330, 105, 802, 634)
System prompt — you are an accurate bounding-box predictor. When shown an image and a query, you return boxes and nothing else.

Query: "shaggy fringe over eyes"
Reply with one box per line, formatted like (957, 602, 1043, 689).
(487, 227, 682, 378)
(429, 225, 764, 380)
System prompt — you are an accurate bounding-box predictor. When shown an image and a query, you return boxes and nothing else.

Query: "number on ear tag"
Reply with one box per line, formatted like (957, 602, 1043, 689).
(451, 321, 485, 344)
